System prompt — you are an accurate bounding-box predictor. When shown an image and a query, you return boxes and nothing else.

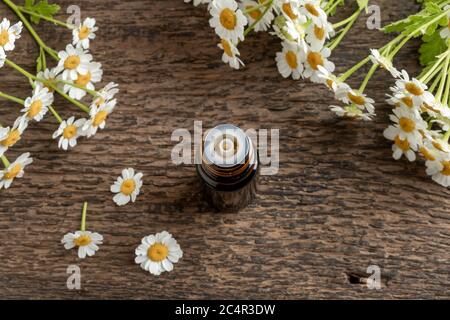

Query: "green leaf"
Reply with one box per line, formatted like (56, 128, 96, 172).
(419, 30, 447, 66)
(24, 0, 60, 24)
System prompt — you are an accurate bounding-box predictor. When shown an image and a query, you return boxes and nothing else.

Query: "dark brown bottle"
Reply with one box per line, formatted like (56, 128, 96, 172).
(196, 124, 259, 212)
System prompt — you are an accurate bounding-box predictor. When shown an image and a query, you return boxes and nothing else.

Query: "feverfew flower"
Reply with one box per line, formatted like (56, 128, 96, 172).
(394, 71, 434, 106)
(111, 168, 143, 206)
(72, 18, 98, 49)
(0, 18, 23, 55)
(276, 41, 304, 80)
(369, 49, 400, 78)
(184, 0, 211, 6)
(21, 86, 54, 122)
(240, 0, 274, 32)
(52, 117, 87, 150)
(218, 38, 243, 69)
(0, 117, 28, 157)
(83, 100, 116, 137)
(335, 84, 375, 113)
(0, 152, 33, 190)
(299, 0, 327, 27)
(383, 106, 426, 151)
(36, 68, 62, 92)
(330, 105, 374, 121)
(303, 46, 334, 83)
(278, 1, 299, 21)
(306, 21, 333, 51)
(209, 0, 248, 44)
(55, 44, 93, 82)
(61, 202, 103, 259)
(91, 82, 119, 108)
(64, 61, 103, 100)
(135, 231, 183, 276)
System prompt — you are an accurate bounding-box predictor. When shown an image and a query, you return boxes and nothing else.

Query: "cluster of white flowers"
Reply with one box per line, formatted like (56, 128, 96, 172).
(382, 66, 450, 187)
(0, 16, 119, 191)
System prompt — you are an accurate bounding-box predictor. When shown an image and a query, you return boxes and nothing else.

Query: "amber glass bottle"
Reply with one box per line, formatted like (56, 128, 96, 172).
(196, 124, 259, 212)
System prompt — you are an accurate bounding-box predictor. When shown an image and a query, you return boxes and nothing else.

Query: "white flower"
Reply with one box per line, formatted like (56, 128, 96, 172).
(303, 46, 334, 82)
(83, 100, 116, 137)
(209, 0, 248, 44)
(62, 231, 103, 259)
(35, 67, 62, 92)
(284, 15, 308, 42)
(0, 50, 5, 68)
(0, 152, 32, 190)
(335, 83, 375, 113)
(369, 49, 400, 78)
(317, 65, 340, 92)
(21, 86, 54, 122)
(55, 44, 93, 82)
(184, 0, 211, 6)
(330, 105, 374, 121)
(306, 21, 333, 51)
(383, 106, 426, 151)
(277, 1, 300, 21)
(72, 18, 97, 49)
(135, 231, 183, 276)
(218, 38, 244, 69)
(52, 117, 87, 150)
(394, 71, 434, 107)
(240, 0, 274, 32)
(425, 151, 450, 187)
(276, 41, 304, 79)
(111, 168, 143, 206)
(0, 117, 28, 157)
(91, 82, 119, 108)
(64, 61, 103, 100)
(299, 0, 327, 27)
(0, 18, 23, 55)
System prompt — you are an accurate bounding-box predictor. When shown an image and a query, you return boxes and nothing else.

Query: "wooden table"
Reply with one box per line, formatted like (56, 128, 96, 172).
(0, 0, 448, 299)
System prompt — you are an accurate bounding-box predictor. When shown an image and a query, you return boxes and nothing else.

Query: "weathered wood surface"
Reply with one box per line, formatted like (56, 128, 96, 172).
(0, 0, 449, 299)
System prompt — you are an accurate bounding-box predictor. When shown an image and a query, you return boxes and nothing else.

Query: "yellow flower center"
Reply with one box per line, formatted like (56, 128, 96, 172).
(307, 51, 324, 70)
(78, 26, 90, 40)
(0, 129, 21, 147)
(441, 161, 450, 176)
(433, 141, 446, 152)
(64, 55, 81, 70)
(221, 39, 233, 57)
(405, 82, 423, 96)
(74, 71, 92, 87)
(147, 243, 169, 262)
(120, 178, 136, 195)
(63, 124, 78, 139)
(95, 97, 106, 107)
(305, 3, 320, 17)
(401, 97, 413, 108)
(246, 6, 262, 20)
(399, 117, 416, 133)
(347, 92, 365, 106)
(394, 135, 410, 151)
(313, 25, 325, 40)
(74, 235, 92, 247)
(93, 110, 108, 127)
(27, 100, 43, 118)
(3, 164, 21, 180)
(326, 79, 334, 89)
(0, 29, 9, 46)
(419, 146, 435, 161)
(282, 3, 297, 20)
(285, 50, 298, 69)
(220, 8, 237, 30)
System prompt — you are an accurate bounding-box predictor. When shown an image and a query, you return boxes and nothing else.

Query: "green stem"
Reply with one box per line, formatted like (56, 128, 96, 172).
(436, 53, 450, 102)
(443, 56, 450, 106)
(359, 63, 378, 92)
(81, 202, 88, 232)
(6, 59, 90, 113)
(332, 9, 359, 30)
(1, 156, 10, 168)
(328, 8, 362, 51)
(48, 106, 63, 123)
(339, 57, 370, 82)
(430, 70, 443, 92)
(0, 91, 25, 105)
(325, 0, 344, 15)
(244, 0, 273, 37)
(57, 79, 99, 97)
(2, 0, 59, 61)
(444, 130, 450, 143)
(418, 52, 447, 83)
(16, 6, 74, 29)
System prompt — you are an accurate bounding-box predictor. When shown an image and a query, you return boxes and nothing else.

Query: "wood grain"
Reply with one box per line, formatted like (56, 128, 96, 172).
(0, 0, 449, 299)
